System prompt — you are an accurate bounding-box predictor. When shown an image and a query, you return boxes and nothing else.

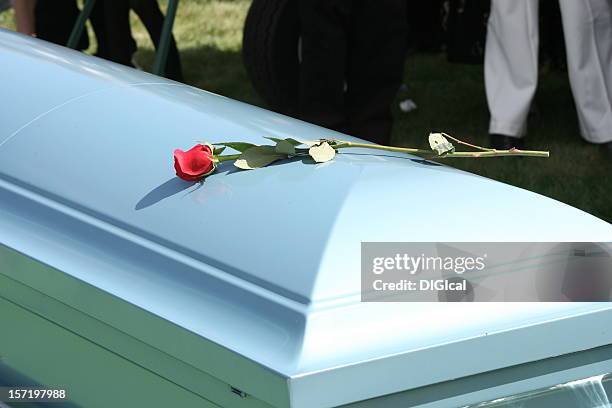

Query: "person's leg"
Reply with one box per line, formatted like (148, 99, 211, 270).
(485, 0, 539, 140)
(406, 0, 444, 53)
(130, 0, 183, 82)
(103, 0, 134, 66)
(345, 0, 407, 145)
(34, 0, 88, 48)
(89, 0, 110, 59)
(558, 0, 612, 145)
(297, 0, 351, 134)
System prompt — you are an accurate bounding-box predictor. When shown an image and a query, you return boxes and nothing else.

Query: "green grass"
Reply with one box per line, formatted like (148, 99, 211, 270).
(2, 1, 610, 222)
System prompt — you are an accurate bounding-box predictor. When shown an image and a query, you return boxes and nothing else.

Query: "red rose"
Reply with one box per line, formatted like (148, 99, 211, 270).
(173, 144, 217, 182)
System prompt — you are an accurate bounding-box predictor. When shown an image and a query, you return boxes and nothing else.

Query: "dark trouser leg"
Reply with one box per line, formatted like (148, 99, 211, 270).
(89, 0, 110, 58)
(103, 0, 134, 66)
(345, 0, 407, 144)
(130, 0, 183, 82)
(35, 0, 89, 49)
(297, 0, 352, 134)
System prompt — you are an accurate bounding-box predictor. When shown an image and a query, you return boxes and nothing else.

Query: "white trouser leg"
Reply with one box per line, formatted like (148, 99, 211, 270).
(559, 0, 612, 144)
(485, 0, 539, 138)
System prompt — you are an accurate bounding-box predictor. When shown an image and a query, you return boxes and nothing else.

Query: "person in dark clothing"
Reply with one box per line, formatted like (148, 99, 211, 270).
(103, 0, 183, 82)
(31, 0, 92, 49)
(297, 0, 407, 145)
(21, 0, 181, 81)
(406, 0, 444, 53)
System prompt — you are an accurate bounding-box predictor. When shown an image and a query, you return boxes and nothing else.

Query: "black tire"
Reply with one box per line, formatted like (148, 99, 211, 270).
(242, 0, 300, 115)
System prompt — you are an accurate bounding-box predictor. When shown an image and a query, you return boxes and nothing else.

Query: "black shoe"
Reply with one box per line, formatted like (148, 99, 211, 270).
(490, 134, 525, 150)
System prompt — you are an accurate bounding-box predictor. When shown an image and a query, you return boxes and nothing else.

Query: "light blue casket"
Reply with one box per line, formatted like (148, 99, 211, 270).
(1, 29, 612, 408)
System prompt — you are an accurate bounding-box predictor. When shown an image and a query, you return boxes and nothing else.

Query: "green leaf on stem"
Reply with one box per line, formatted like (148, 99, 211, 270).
(215, 142, 257, 152)
(264, 137, 317, 147)
(428, 133, 455, 156)
(213, 146, 226, 155)
(275, 140, 296, 155)
(308, 142, 336, 163)
(263, 136, 283, 144)
(299, 140, 319, 146)
(234, 146, 288, 170)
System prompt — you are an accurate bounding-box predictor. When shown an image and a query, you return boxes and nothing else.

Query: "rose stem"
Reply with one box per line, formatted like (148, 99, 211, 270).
(440, 150, 550, 158)
(333, 141, 431, 155)
(217, 154, 241, 162)
(440, 132, 494, 152)
(333, 141, 549, 158)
